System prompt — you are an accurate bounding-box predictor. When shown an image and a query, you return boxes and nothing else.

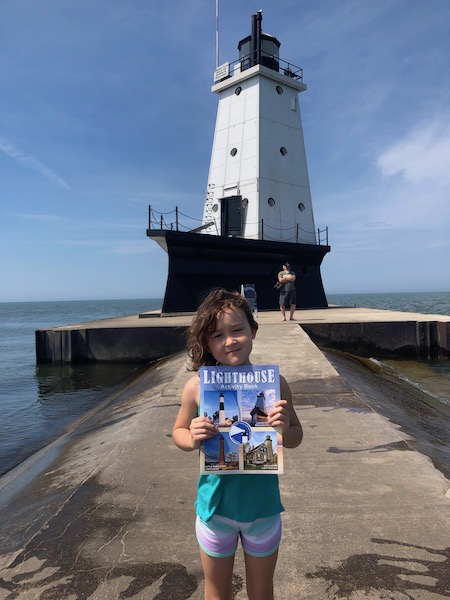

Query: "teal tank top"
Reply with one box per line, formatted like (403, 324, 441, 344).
(196, 474, 284, 522)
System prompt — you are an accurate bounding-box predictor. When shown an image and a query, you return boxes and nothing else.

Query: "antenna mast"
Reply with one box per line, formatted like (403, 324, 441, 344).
(215, 0, 219, 69)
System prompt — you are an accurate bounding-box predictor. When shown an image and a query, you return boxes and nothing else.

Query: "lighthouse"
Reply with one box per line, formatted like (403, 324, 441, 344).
(218, 392, 225, 425)
(250, 390, 268, 425)
(203, 11, 316, 245)
(147, 11, 330, 314)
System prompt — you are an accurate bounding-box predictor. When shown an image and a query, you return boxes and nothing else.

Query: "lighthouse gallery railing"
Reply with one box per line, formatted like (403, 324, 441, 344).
(147, 206, 329, 246)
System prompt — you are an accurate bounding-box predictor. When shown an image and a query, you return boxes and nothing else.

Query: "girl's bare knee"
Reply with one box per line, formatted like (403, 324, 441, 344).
(200, 549, 235, 600)
(244, 550, 278, 600)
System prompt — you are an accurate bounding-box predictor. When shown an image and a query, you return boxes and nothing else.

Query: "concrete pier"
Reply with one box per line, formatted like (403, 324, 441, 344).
(35, 307, 450, 364)
(1, 313, 449, 598)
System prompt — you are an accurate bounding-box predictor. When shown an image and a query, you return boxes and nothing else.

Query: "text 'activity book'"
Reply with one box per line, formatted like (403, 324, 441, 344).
(199, 365, 283, 475)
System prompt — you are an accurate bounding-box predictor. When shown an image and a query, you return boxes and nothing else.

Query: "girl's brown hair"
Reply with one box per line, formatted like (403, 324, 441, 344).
(187, 287, 258, 371)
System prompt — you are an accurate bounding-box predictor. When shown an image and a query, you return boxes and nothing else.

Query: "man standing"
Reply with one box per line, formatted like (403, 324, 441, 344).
(278, 262, 297, 321)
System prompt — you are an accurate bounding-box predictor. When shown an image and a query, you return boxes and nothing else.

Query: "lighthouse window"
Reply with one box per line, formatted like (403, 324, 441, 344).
(298, 203, 305, 212)
(230, 148, 238, 156)
(280, 147, 287, 156)
(276, 85, 283, 95)
(268, 197, 276, 207)
(241, 198, 249, 208)
(212, 204, 219, 212)
(235, 86, 242, 95)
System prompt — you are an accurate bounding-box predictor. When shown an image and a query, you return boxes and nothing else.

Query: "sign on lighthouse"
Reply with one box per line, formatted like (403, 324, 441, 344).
(147, 11, 330, 313)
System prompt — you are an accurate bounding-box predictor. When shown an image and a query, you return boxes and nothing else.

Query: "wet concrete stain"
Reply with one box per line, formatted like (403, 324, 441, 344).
(0, 470, 247, 600)
(1, 561, 196, 599)
(328, 440, 412, 454)
(305, 538, 450, 599)
(0, 478, 199, 599)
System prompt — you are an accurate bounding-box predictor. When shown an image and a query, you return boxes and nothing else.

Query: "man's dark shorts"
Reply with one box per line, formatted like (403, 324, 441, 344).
(280, 290, 296, 307)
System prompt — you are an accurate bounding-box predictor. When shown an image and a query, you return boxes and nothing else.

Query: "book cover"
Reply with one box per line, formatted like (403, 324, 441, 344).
(199, 364, 283, 475)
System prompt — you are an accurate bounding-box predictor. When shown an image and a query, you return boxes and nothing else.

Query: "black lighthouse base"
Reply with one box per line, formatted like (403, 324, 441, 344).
(147, 230, 330, 314)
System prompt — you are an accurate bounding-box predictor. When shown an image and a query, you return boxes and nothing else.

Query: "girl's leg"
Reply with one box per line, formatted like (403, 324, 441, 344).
(244, 550, 279, 600)
(199, 547, 235, 600)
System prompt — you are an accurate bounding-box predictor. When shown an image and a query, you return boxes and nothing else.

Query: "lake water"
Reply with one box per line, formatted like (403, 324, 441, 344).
(0, 292, 448, 477)
(327, 292, 450, 408)
(0, 299, 161, 477)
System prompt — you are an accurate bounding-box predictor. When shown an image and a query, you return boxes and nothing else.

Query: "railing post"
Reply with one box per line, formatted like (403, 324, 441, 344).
(175, 207, 179, 231)
(148, 205, 152, 230)
(317, 228, 320, 244)
(326, 227, 329, 245)
(296, 223, 299, 243)
(261, 219, 264, 240)
(160, 214, 163, 229)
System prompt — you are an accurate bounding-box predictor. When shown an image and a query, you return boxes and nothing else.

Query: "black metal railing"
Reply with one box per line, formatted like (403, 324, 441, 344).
(147, 206, 207, 232)
(147, 206, 328, 246)
(260, 220, 329, 245)
(215, 50, 303, 83)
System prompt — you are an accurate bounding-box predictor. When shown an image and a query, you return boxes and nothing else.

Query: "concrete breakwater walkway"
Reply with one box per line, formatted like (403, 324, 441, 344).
(1, 318, 450, 598)
(35, 307, 450, 364)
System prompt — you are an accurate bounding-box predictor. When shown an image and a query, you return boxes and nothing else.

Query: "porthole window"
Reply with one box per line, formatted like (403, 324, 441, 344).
(235, 86, 242, 95)
(268, 197, 275, 207)
(212, 204, 219, 212)
(230, 148, 238, 156)
(280, 147, 287, 156)
(276, 85, 283, 95)
(241, 198, 249, 208)
(298, 203, 305, 212)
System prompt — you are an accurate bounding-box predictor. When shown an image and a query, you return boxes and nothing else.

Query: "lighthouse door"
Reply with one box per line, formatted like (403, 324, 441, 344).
(221, 196, 243, 236)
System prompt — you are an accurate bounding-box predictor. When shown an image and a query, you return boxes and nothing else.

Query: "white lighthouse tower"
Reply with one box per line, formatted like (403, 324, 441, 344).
(203, 11, 316, 246)
(147, 11, 329, 314)
(219, 392, 225, 425)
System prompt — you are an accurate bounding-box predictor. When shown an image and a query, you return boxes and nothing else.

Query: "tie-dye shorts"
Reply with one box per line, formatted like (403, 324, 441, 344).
(195, 513, 282, 558)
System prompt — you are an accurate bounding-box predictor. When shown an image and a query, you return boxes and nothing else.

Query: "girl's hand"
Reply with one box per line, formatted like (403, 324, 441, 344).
(189, 416, 218, 448)
(267, 400, 290, 434)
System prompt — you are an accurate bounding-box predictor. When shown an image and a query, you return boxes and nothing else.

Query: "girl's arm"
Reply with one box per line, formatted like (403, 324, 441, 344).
(173, 375, 218, 451)
(267, 375, 303, 448)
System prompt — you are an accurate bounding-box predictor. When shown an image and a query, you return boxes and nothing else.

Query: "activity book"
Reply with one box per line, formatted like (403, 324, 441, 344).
(199, 364, 283, 475)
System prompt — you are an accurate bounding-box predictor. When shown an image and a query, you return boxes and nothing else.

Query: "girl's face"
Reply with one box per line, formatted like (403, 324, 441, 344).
(207, 307, 256, 366)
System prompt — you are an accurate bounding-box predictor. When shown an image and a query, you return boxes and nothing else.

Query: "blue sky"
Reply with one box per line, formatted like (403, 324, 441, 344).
(1, 0, 449, 302)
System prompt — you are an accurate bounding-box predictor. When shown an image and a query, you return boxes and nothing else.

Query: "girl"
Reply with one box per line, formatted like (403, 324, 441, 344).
(173, 288, 303, 600)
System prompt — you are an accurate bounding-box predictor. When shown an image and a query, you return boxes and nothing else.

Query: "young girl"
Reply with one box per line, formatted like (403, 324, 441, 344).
(173, 288, 303, 600)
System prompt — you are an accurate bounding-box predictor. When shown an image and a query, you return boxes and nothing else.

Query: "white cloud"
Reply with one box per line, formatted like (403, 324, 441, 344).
(376, 117, 450, 186)
(0, 137, 70, 189)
